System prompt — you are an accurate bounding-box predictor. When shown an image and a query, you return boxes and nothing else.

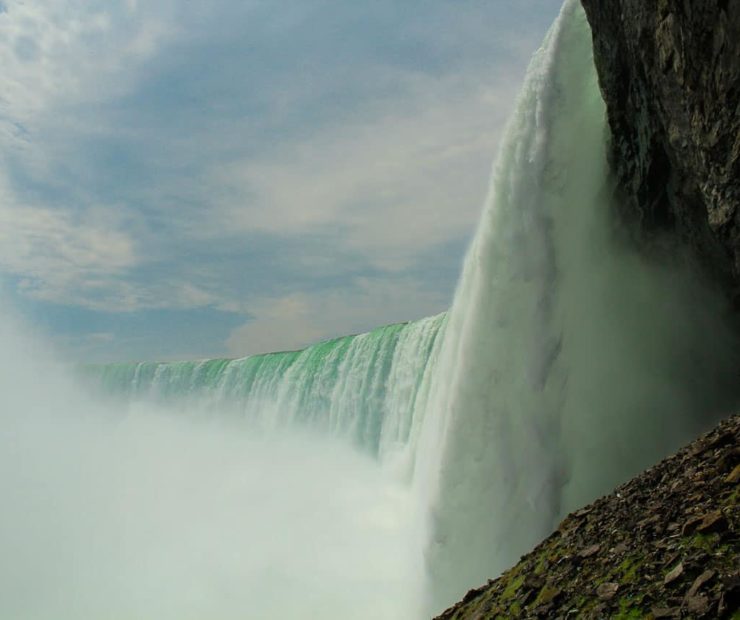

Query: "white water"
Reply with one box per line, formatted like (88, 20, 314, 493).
(3, 1, 740, 618)
(88, 313, 446, 469)
(415, 0, 739, 611)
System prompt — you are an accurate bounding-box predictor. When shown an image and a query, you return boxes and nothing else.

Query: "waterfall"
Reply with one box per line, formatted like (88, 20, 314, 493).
(82, 0, 740, 615)
(413, 0, 740, 610)
(86, 313, 446, 470)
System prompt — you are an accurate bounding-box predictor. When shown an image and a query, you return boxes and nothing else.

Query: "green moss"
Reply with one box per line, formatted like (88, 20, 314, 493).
(688, 532, 720, 552)
(534, 584, 561, 606)
(612, 595, 646, 619)
(500, 574, 525, 601)
(574, 595, 600, 616)
(724, 487, 739, 506)
(534, 554, 548, 575)
(616, 556, 640, 582)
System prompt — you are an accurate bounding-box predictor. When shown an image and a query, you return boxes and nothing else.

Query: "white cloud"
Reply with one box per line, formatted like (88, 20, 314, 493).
(0, 168, 135, 297)
(205, 71, 520, 271)
(0, 57, 521, 315)
(226, 277, 447, 356)
(0, 1, 189, 312)
(0, 0, 174, 123)
(0, 168, 231, 312)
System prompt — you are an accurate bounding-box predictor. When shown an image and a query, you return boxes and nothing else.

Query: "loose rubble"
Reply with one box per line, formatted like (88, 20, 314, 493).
(436, 415, 740, 619)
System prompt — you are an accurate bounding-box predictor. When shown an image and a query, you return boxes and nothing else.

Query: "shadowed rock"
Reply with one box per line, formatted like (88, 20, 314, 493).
(580, 0, 740, 299)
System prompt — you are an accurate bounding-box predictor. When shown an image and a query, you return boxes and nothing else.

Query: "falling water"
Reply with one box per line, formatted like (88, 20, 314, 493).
(86, 313, 446, 471)
(414, 0, 740, 610)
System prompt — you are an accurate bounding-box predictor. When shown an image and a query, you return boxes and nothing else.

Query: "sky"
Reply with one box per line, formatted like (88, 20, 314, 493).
(0, 0, 563, 362)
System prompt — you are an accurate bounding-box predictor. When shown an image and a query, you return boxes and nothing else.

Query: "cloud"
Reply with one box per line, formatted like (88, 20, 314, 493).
(0, 169, 136, 302)
(0, 0, 174, 123)
(226, 277, 447, 356)
(0, 0, 178, 311)
(0, 168, 230, 313)
(202, 72, 519, 272)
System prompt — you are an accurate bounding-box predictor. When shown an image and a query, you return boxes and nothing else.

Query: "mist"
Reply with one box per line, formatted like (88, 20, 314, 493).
(0, 309, 424, 619)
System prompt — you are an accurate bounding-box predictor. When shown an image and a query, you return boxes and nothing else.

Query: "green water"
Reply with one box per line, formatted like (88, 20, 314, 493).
(85, 313, 446, 459)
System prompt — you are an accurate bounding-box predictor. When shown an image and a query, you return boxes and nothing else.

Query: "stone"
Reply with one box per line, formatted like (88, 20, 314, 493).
(578, 544, 601, 558)
(596, 582, 619, 600)
(525, 574, 545, 591)
(664, 562, 684, 586)
(537, 585, 562, 605)
(685, 594, 710, 615)
(611, 542, 629, 555)
(696, 510, 728, 533)
(686, 570, 715, 598)
(681, 515, 704, 536)
(725, 464, 740, 484)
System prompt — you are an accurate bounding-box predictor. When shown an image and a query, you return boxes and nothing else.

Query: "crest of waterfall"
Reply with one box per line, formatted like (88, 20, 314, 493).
(86, 313, 446, 471)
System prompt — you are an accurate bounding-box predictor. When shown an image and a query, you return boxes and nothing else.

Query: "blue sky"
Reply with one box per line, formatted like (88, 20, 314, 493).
(0, 0, 562, 362)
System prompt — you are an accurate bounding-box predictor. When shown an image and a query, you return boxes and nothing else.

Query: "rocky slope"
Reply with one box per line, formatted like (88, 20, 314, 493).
(579, 0, 740, 298)
(435, 415, 740, 619)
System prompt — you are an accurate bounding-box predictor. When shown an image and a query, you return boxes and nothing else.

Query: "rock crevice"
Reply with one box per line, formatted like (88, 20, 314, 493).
(579, 0, 740, 295)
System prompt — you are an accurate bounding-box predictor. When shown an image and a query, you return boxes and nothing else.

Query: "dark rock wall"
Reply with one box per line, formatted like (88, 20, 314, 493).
(580, 0, 740, 295)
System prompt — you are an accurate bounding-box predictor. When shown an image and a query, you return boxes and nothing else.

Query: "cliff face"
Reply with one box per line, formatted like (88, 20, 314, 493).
(579, 0, 740, 295)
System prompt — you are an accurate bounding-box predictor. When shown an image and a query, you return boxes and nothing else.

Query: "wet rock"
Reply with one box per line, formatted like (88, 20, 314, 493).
(664, 563, 684, 586)
(611, 542, 629, 555)
(686, 570, 715, 598)
(578, 544, 601, 558)
(681, 515, 704, 536)
(596, 582, 619, 600)
(580, 0, 740, 297)
(724, 463, 740, 483)
(696, 510, 728, 533)
(685, 594, 710, 615)
(537, 585, 562, 605)
(524, 574, 544, 591)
